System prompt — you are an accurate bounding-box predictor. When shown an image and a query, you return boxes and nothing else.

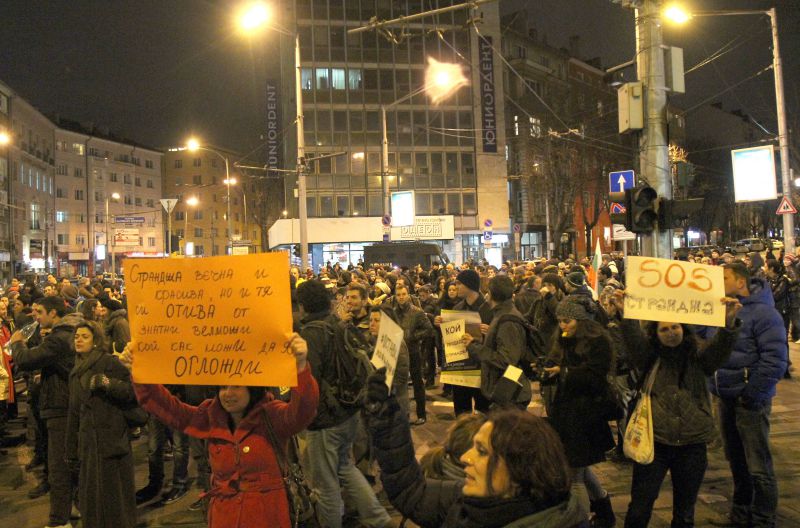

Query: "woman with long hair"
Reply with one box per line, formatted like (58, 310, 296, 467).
(66, 320, 137, 527)
(437, 281, 461, 312)
(119, 335, 318, 528)
(543, 296, 616, 527)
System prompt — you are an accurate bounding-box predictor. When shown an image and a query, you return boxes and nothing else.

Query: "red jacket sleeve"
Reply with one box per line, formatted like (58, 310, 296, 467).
(264, 366, 319, 439)
(134, 383, 214, 437)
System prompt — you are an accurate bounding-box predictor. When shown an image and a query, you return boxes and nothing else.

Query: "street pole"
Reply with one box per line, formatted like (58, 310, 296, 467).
(167, 210, 172, 255)
(295, 32, 309, 271)
(225, 156, 232, 254)
(184, 210, 189, 255)
(105, 198, 110, 274)
(769, 8, 795, 254)
(636, 0, 672, 258)
(381, 104, 389, 216)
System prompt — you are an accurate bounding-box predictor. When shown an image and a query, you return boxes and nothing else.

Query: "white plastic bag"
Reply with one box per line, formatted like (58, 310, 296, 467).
(623, 359, 660, 464)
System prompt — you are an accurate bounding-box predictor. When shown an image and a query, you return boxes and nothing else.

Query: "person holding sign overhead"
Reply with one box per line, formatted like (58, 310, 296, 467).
(118, 334, 318, 528)
(608, 289, 742, 528)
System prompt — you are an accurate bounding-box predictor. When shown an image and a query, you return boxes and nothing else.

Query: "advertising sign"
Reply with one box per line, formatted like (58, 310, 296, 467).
(390, 191, 415, 227)
(478, 35, 498, 153)
(731, 146, 778, 203)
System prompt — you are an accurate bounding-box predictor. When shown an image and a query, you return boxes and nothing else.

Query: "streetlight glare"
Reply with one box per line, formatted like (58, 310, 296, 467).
(0, 131, 10, 146)
(238, 3, 270, 33)
(224, 177, 238, 185)
(111, 192, 121, 200)
(664, 5, 692, 24)
(425, 57, 468, 104)
(186, 196, 199, 207)
(186, 138, 200, 151)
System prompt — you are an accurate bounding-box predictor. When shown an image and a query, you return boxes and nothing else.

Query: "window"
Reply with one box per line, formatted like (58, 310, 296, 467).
(124, 195, 132, 205)
(76, 234, 85, 245)
(135, 197, 142, 206)
(148, 237, 156, 247)
(175, 211, 185, 221)
(95, 213, 104, 224)
(529, 116, 542, 138)
(72, 143, 85, 155)
(146, 179, 153, 188)
(135, 176, 141, 186)
(57, 234, 69, 245)
(74, 167, 84, 178)
(315, 68, 329, 90)
(301, 68, 313, 90)
(56, 187, 65, 198)
(56, 164, 67, 175)
(348, 68, 362, 90)
(94, 191, 102, 202)
(192, 175, 202, 185)
(123, 173, 132, 184)
(110, 172, 118, 182)
(145, 159, 154, 169)
(194, 210, 203, 220)
(74, 190, 84, 200)
(175, 176, 183, 185)
(146, 199, 154, 207)
(30, 203, 41, 229)
(194, 228, 203, 238)
(515, 45, 527, 59)
(211, 158, 217, 168)
(56, 211, 68, 223)
(132, 157, 140, 166)
(193, 158, 201, 167)
(174, 159, 183, 168)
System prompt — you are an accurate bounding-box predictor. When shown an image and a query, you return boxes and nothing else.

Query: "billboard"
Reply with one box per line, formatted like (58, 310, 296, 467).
(731, 145, 778, 203)
(391, 191, 415, 227)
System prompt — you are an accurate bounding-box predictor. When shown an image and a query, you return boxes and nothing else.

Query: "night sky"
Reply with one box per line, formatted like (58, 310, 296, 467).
(1, 0, 797, 157)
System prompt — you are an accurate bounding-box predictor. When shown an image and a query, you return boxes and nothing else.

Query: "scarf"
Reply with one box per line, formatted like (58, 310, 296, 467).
(70, 346, 106, 391)
(453, 495, 545, 528)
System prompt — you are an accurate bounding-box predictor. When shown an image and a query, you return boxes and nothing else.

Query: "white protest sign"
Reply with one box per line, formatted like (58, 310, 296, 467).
(624, 256, 725, 327)
(441, 319, 468, 364)
(440, 309, 482, 339)
(371, 313, 405, 390)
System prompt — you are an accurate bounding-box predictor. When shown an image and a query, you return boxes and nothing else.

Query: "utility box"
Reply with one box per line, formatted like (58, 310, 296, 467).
(618, 82, 644, 133)
(665, 46, 685, 94)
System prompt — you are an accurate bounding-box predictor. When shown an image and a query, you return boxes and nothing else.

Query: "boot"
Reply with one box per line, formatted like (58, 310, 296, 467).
(590, 495, 616, 528)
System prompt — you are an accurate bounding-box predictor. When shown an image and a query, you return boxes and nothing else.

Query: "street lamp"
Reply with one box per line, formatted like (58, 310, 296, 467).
(381, 57, 467, 215)
(105, 192, 120, 281)
(664, 5, 795, 253)
(0, 130, 9, 146)
(238, 2, 309, 269)
(184, 195, 199, 255)
(186, 140, 234, 254)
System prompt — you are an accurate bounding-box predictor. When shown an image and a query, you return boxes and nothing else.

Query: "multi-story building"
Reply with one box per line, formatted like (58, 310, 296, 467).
(266, 0, 509, 268)
(0, 81, 12, 281)
(6, 92, 56, 276)
(502, 13, 634, 259)
(163, 146, 261, 257)
(53, 119, 165, 277)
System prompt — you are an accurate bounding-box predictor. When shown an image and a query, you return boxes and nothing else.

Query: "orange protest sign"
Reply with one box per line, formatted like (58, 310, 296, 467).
(624, 256, 725, 327)
(126, 253, 296, 386)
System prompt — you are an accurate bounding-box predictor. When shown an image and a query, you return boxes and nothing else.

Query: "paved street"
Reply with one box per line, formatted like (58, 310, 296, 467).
(2, 344, 799, 527)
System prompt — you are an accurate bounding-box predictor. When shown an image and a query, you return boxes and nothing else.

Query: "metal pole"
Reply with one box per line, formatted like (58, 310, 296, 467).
(545, 196, 551, 259)
(295, 32, 309, 271)
(225, 157, 232, 254)
(167, 210, 172, 255)
(769, 8, 794, 254)
(184, 208, 189, 255)
(381, 105, 389, 217)
(105, 198, 110, 274)
(636, 0, 672, 258)
(109, 202, 116, 282)
(243, 190, 249, 251)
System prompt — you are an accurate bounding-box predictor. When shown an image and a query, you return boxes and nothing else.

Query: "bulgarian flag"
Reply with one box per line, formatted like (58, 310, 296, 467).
(590, 238, 602, 299)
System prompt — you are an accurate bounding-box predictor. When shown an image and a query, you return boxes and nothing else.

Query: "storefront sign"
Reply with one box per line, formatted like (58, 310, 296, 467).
(624, 256, 725, 327)
(126, 253, 295, 386)
(392, 215, 455, 241)
(29, 239, 43, 259)
(478, 35, 498, 153)
(266, 81, 282, 171)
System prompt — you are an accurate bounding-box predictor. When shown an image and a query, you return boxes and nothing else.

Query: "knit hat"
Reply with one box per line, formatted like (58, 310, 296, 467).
(566, 271, 585, 289)
(456, 269, 481, 293)
(556, 297, 592, 321)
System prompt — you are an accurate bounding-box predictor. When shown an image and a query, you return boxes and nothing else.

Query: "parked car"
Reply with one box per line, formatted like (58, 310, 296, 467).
(769, 239, 784, 250)
(733, 238, 768, 253)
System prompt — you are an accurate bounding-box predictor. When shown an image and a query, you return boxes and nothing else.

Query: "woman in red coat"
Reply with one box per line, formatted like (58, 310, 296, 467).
(119, 334, 319, 528)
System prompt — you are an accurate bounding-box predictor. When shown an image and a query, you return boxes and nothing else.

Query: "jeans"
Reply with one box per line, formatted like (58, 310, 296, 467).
(573, 466, 606, 502)
(46, 416, 74, 525)
(718, 399, 778, 527)
(408, 345, 427, 419)
(147, 414, 189, 487)
(625, 442, 707, 528)
(305, 413, 391, 528)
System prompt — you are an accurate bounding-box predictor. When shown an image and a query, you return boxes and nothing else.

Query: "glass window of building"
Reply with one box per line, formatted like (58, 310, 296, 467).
(301, 68, 313, 90)
(315, 68, 329, 90)
(415, 193, 430, 215)
(348, 69, 362, 90)
(335, 151, 348, 174)
(318, 174, 332, 188)
(445, 153, 459, 187)
(350, 110, 363, 131)
(351, 152, 365, 174)
(363, 69, 378, 90)
(331, 68, 346, 90)
(368, 195, 382, 216)
(447, 193, 461, 214)
(432, 193, 445, 215)
(463, 192, 477, 215)
(461, 153, 476, 187)
(336, 196, 349, 216)
(306, 196, 317, 217)
(320, 196, 334, 217)
(353, 195, 366, 215)
(333, 111, 348, 132)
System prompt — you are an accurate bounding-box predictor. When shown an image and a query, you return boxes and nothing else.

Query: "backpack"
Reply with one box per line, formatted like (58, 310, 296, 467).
(493, 314, 546, 380)
(305, 320, 374, 410)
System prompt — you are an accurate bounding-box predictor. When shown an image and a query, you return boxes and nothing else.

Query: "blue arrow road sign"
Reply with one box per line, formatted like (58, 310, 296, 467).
(609, 170, 635, 193)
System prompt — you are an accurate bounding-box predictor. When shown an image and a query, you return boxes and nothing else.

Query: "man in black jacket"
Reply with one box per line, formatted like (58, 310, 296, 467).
(10, 296, 83, 528)
(297, 280, 392, 528)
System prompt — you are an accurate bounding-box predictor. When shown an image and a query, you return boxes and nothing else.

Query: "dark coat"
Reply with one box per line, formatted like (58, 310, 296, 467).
(66, 352, 137, 528)
(365, 398, 589, 528)
(526, 292, 561, 353)
(390, 300, 434, 354)
(621, 319, 737, 446)
(11, 312, 84, 419)
(467, 301, 531, 407)
(547, 331, 615, 467)
(134, 368, 319, 528)
(104, 308, 131, 354)
(707, 278, 788, 405)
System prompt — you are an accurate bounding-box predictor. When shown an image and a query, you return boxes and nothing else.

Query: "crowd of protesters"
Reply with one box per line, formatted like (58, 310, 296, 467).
(0, 244, 792, 528)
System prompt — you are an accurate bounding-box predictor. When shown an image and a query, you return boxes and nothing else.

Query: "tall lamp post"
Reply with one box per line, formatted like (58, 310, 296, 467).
(186, 140, 234, 253)
(665, 5, 794, 253)
(104, 192, 120, 280)
(238, 3, 308, 270)
(381, 59, 468, 216)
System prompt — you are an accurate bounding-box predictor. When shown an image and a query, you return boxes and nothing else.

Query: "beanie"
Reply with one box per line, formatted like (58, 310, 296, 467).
(556, 297, 592, 321)
(566, 271, 585, 289)
(456, 269, 481, 293)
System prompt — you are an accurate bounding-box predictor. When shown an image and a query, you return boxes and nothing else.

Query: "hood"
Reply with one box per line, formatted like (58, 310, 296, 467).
(107, 308, 128, 322)
(53, 312, 85, 331)
(742, 277, 774, 307)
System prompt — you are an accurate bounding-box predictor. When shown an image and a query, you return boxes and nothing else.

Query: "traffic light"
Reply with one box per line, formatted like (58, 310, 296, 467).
(629, 185, 658, 233)
(659, 198, 704, 228)
(292, 244, 301, 258)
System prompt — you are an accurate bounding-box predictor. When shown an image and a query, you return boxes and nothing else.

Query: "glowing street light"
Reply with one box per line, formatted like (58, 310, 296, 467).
(0, 130, 10, 146)
(663, 5, 691, 24)
(237, 2, 270, 33)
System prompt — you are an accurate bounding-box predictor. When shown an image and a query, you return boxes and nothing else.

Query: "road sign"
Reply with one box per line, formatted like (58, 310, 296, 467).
(776, 196, 797, 215)
(610, 202, 626, 214)
(609, 170, 635, 192)
(114, 215, 145, 225)
(113, 228, 140, 246)
(483, 231, 493, 242)
(484, 218, 493, 229)
(160, 198, 178, 214)
(513, 223, 521, 233)
(381, 214, 392, 227)
(612, 224, 636, 241)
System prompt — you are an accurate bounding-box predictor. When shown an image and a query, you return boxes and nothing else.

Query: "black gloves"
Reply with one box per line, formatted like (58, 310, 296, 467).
(89, 373, 109, 392)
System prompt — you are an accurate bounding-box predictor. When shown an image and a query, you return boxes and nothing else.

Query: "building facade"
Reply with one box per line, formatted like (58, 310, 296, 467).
(0, 81, 12, 281)
(54, 121, 165, 277)
(163, 146, 262, 257)
(268, 0, 509, 268)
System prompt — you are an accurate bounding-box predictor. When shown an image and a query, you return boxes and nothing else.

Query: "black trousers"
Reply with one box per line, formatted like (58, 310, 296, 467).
(46, 416, 75, 526)
(408, 346, 427, 419)
(453, 386, 491, 416)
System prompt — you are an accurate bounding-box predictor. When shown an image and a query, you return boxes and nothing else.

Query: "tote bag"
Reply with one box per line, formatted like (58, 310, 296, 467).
(623, 359, 660, 464)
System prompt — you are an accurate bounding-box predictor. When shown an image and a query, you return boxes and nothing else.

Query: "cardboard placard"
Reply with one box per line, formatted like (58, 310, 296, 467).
(440, 310, 482, 339)
(624, 256, 725, 327)
(371, 313, 405, 390)
(126, 253, 295, 386)
(439, 370, 481, 389)
(441, 319, 468, 364)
